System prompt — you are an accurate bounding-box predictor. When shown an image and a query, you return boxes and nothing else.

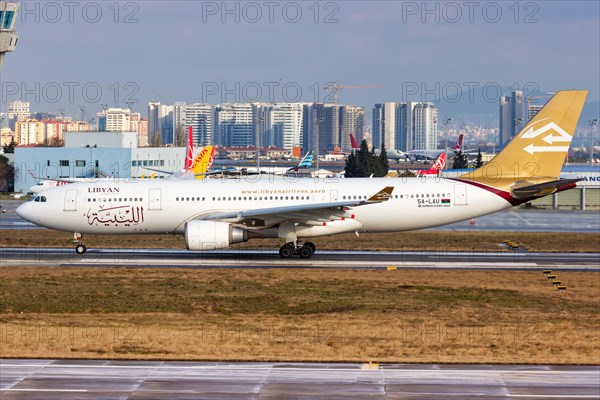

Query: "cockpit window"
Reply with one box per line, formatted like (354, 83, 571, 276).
(33, 196, 47, 203)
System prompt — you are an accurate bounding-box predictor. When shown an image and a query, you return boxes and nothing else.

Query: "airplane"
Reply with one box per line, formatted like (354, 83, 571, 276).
(17, 90, 587, 259)
(235, 151, 314, 176)
(144, 126, 215, 180)
(407, 133, 464, 160)
(361, 134, 409, 161)
(414, 152, 446, 177)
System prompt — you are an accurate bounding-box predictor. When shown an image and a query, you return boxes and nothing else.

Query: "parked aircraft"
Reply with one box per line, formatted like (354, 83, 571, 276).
(408, 133, 465, 160)
(17, 91, 587, 258)
(415, 152, 446, 177)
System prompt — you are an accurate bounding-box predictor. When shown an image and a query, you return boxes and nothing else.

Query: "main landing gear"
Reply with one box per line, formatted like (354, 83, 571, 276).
(73, 233, 87, 254)
(279, 241, 316, 259)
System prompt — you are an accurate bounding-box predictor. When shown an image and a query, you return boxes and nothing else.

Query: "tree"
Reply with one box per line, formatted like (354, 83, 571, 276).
(475, 148, 484, 168)
(175, 126, 187, 147)
(47, 137, 64, 147)
(0, 155, 14, 192)
(452, 149, 469, 169)
(344, 140, 389, 178)
(377, 143, 389, 177)
(344, 151, 360, 177)
(2, 140, 16, 154)
(150, 132, 163, 147)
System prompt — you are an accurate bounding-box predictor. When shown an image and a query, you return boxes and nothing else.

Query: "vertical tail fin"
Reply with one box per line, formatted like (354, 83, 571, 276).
(452, 133, 464, 151)
(184, 126, 194, 171)
(191, 145, 215, 178)
(350, 134, 360, 150)
(297, 151, 313, 168)
(416, 152, 446, 176)
(460, 90, 588, 190)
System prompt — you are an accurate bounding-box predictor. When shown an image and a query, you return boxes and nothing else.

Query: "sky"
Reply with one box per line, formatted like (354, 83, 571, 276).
(1, 0, 599, 123)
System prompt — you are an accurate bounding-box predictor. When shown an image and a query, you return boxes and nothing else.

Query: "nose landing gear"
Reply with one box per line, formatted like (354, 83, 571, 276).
(73, 233, 87, 254)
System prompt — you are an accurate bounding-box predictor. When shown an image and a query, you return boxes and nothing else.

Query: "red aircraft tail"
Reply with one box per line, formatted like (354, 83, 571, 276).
(416, 152, 446, 176)
(349, 134, 360, 149)
(184, 126, 194, 171)
(451, 133, 464, 151)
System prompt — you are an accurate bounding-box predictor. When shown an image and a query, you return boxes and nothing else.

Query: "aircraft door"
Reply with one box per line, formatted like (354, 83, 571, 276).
(330, 190, 338, 202)
(453, 184, 467, 206)
(149, 189, 162, 210)
(64, 189, 78, 211)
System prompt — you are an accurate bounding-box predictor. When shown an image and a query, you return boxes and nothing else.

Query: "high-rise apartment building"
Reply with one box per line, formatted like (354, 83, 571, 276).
(339, 105, 365, 151)
(183, 103, 213, 147)
(413, 103, 438, 150)
(498, 90, 525, 147)
(148, 102, 174, 146)
(96, 108, 141, 133)
(214, 103, 255, 147)
(15, 119, 43, 145)
(372, 102, 437, 152)
(7, 100, 29, 122)
(257, 103, 304, 150)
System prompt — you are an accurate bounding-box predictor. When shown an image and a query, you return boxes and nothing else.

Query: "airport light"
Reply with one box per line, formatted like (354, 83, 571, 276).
(444, 118, 452, 170)
(590, 119, 598, 166)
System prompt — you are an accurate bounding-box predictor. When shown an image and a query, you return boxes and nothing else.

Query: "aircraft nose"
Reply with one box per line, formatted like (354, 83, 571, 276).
(16, 202, 34, 222)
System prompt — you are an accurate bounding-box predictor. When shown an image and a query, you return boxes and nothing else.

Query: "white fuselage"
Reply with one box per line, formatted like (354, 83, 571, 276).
(17, 176, 511, 237)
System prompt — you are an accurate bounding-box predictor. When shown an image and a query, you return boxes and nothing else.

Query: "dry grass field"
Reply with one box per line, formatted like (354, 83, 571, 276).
(1, 267, 598, 364)
(1, 228, 599, 252)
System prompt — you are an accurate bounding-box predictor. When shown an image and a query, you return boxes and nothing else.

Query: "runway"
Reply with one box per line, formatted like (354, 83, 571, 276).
(1, 247, 599, 270)
(1, 200, 599, 232)
(1, 360, 598, 399)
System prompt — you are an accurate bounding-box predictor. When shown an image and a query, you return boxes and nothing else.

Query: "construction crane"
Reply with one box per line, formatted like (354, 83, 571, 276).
(323, 81, 383, 103)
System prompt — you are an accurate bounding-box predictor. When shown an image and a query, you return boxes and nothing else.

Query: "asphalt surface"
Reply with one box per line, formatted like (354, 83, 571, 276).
(1, 247, 599, 271)
(1, 360, 598, 399)
(1, 200, 599, 232)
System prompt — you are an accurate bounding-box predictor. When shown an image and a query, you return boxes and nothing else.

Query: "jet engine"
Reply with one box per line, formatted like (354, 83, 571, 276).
(185, 220, 248, 251)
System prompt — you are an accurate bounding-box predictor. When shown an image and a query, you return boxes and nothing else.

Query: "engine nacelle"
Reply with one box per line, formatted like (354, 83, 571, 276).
(185, 220, 248, 251)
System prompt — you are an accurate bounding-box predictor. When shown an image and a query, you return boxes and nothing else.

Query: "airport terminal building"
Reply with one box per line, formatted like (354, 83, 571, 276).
(14, 132, 191, 193)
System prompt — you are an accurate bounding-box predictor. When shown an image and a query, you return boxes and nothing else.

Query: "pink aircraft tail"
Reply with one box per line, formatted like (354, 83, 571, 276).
(349, 134, 360, 149)
(451, 133, 464, 151)
(184, 126, 194, 171)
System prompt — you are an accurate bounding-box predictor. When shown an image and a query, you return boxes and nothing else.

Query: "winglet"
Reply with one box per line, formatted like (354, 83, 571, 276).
(365, 186, 394, 203)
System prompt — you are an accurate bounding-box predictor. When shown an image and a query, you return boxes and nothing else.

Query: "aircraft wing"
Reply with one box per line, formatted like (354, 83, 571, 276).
(202, 186, 394, 225)
(28, 172, 81, 184)
(143, 167, 179, 175)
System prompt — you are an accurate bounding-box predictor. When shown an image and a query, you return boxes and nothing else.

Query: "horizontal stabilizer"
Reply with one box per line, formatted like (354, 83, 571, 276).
(510, 178, 581, 199)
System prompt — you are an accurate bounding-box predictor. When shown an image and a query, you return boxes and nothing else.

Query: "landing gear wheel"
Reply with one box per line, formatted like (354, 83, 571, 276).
(75, 244, 87, 254)
(298, 245, 314, 259)
(303, 242, 316, 254)
(279, 243, 294, 258)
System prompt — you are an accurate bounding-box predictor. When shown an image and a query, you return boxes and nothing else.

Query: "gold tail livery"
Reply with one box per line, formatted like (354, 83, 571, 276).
(17, 90, 588, 258)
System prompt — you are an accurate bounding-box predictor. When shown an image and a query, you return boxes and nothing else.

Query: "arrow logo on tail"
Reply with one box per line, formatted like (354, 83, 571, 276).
(523, 144, 570, 155)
